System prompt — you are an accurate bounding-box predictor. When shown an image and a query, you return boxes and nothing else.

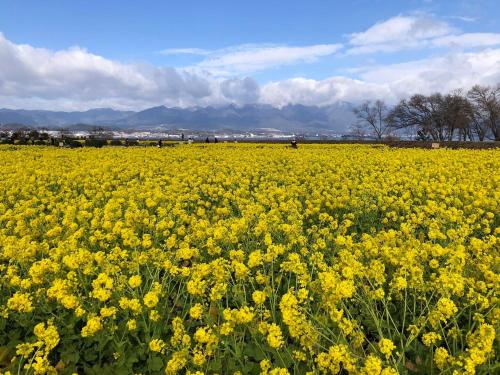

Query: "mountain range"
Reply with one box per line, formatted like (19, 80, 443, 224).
(0, 103, 356, 133)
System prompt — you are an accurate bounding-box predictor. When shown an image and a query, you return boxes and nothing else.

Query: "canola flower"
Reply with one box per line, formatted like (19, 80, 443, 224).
(0, 143, 498, 374)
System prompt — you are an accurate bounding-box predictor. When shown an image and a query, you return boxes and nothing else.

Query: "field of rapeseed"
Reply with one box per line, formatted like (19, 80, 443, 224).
(0, 144, 498, 375)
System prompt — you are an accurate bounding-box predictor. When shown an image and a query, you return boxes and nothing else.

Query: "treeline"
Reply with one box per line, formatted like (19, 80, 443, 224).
(0, 129, 135, 148)
(352, 84, 500, 141)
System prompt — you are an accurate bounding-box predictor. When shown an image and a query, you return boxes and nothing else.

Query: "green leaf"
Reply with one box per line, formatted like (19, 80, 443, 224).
(207, 357, 222, 372)
(147, 355, 164, 372)
(61, 349, 80, 365)
(0, 346, 14, 366)
(243, 344, 266, 361)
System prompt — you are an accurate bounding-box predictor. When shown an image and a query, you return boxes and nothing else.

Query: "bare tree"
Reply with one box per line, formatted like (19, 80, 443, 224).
(349, 122, 367, 140)
(387, 92, 475, 141)
(386, 94, 439, 140)
(467, 85, 500, 141)
(442, 90, 474, 141)
(90, 126, 110, 139)
(59, 127, 72, 139)
(353, 100, 390, 140)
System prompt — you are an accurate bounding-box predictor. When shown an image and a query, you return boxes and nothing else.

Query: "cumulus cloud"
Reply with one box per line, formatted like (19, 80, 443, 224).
(357, 49, 500, 91)
(220, 77, 260, 104)
(0, 35, 344, 109)
(0, 34, 223, 108)
(1, 23, 500, 111)
(260, 77, 393, 107)
(260, 49, 500, 107)
(0, 32, 233, 110)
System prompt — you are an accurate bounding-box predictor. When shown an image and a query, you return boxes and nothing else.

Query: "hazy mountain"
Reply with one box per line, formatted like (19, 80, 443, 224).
(0, 103, 356, 133)
(0, 110, 37, 126)
(0, 108, 133, 127)
(114, 103, 355, 132)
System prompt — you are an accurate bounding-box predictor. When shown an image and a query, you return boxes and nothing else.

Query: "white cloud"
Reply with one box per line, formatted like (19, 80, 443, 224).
(260, 77, 393, 107)
(158, 43, 343, 76)
(0, 33, 265, 110)
(159, 48, 210, 56)
(0, 33, 210, 104)
(0, 29, 499, 111)
(432, 33, 500, 48)
(191, 43, 343, 76)
(357, 49, 500, 90)
(220, 77, 260, 103)
(261, 49, 500, 107)
(345, 14, 500, 55)
(447, 16, 477, 23)
(347, 15, 453, 54)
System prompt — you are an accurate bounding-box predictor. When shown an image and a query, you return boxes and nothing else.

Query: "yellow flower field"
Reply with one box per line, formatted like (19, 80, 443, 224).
(0, 144, 498, 375)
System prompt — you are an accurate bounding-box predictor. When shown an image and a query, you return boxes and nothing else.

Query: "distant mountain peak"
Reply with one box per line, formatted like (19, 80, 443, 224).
(0, 103, 356, 133)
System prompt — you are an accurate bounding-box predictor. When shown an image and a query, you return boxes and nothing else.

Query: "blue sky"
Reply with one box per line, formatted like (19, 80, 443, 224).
(0, 0, 499, 110)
